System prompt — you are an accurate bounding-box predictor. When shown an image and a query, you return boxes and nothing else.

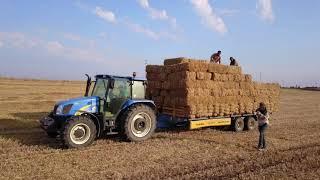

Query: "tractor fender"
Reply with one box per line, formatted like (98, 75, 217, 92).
(116, 99, 156, 122)
(78, 113, 103, 137)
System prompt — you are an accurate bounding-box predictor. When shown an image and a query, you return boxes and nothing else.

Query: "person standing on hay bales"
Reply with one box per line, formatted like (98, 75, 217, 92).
(210, 50, 221, 64)
(255, 102, 270, 151)
(229, 57, 239, 66)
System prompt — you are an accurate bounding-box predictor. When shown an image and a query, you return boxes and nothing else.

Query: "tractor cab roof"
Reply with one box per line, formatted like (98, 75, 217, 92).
(95, 74, 146, 81)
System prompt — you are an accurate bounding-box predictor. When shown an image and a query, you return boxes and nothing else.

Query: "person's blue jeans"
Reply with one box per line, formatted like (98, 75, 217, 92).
(258, 123, 268, 149)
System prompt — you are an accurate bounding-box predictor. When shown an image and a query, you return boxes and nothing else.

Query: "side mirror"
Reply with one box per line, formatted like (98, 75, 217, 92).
(109, 79, 115, 89)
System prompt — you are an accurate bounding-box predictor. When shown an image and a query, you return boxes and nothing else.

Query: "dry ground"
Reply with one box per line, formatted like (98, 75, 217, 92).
(0, 78, 319, 179)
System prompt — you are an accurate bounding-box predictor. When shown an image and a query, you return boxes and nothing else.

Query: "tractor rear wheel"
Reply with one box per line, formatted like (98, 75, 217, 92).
(62, 116, 97, 148)
(232, 117, 244, 132)
(120, 104, 156, 142)
(244, 116, 256, 131)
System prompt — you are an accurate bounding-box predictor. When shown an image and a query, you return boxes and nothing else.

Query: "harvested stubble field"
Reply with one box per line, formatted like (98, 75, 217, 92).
(0, 78, 319, 179)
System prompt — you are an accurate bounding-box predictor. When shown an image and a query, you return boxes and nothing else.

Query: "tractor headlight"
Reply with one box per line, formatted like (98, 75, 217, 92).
(55, 105, 63, 115)
(55, 104, 73, 115)
(62, 104, 73, 114)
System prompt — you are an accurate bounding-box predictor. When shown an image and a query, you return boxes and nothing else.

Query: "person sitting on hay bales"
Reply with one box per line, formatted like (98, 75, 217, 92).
(229, 57, 239, 66)
(210, 50, 221, 64)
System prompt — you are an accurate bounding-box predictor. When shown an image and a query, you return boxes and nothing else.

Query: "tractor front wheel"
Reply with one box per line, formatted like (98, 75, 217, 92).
(62, 116, 97, 148)
(121, 105, 156, 142)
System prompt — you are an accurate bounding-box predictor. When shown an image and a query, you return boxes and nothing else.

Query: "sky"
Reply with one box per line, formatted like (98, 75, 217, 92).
(0, 0, 319, 87)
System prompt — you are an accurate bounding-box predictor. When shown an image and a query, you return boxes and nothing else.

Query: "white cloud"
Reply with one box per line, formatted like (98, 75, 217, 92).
(98, 32, 107, 39)
(217, 8, 239, 17)
(94, 6, 116, 23)
(190, 0, 227, 34)
(123, 19, 179, 40)
(137, 0, 177, 28)
(124, 21, 159, 40)
(257, 0, 274, 23)
(138, 0, 149, 9)
(0, 31, 106, 62)
(91, 5, 177, 41)
(0, 32, 39, 48)
(46, 41, 64, 54)
(45, 41, 104, 62)
(63, 33, 82, 41)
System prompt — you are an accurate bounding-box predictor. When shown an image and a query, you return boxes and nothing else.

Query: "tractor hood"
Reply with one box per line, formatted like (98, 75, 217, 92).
(54, 96, 99, 116)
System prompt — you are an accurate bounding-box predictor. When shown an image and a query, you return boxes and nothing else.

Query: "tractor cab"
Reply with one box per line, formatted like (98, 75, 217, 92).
(88, 74, 147, 120)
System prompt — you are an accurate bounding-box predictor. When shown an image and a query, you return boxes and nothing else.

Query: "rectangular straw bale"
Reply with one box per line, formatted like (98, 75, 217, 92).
(152, 96, 164, 106)
(212, 73, 220, 81)
(147, 81, 162, 89)
(244, 74, 252, 82)
(199, 62, 210, 72)
(219, 74, 226, 82)
(146, 72, 167, 81)
(160, 90, 169, 97)
(181, 71, 196, 80)
(191, 61, 209, 72)
(146, 65, 164, 73)
(208, 63, 228, 74)
(164, 57, 209, 66)
(240, 82, 254, 89)
(164, 65, 175, 74)
(225, 66, 242, 74)
(233, 74, 241, 82)
(169, 89, 188, 97)
(205, 73, 212, 80)
(227, 74, 234, 81)
(164, 57, 188, 66)
(166, 72, 174, 80)
(239, 75, 245, 82)
(196, 72, 206, 80)
(146, 88, 160, 97)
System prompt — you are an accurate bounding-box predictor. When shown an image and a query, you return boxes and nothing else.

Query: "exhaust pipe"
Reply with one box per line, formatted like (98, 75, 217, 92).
(84, 74, 91, 97)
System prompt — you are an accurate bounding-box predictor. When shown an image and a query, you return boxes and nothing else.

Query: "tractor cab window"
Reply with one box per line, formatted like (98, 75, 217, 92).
(107, 79, 130, 100)
(106, 78, 130, 116)
(132, 81, 145, 99)
(92, 78, 108, 99)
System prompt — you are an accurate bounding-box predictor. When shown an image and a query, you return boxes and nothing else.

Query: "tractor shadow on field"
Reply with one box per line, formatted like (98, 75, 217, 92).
(0, 112, 63, 149)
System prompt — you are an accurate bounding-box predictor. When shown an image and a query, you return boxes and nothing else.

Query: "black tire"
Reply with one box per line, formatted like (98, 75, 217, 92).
(244, 116, 256, 131)
(120, 104, 156, 142)
(232, 117, 244, 132)
(47, 132, 58, 138)
(62, 116, 97, 148)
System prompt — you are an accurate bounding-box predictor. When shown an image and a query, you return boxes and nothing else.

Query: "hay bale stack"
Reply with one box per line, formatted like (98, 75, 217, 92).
(146, 58, 280, 118)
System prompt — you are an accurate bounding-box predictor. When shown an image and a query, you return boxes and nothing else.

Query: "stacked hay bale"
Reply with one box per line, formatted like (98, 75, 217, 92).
(146, 57, 280, 119)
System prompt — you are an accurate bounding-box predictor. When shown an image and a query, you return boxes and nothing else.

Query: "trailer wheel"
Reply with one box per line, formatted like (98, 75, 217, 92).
(121, 104, 156, 142)
(62, 116, 97, 148)
(232, 117, 244, 132)
(244, 116, 256, 131)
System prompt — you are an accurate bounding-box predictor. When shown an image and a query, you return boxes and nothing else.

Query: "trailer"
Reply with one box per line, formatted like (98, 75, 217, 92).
(156, 113, 256, 131)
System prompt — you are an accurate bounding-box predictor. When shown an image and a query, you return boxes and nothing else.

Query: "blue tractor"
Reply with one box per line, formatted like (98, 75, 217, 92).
(40, 73, 157, 148)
